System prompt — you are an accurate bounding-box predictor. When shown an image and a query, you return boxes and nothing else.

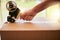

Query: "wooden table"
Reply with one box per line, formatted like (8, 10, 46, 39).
(0, 22, 60, 40)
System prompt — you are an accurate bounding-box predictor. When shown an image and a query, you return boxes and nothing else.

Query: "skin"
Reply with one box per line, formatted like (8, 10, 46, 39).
(20, 0, 60, 21)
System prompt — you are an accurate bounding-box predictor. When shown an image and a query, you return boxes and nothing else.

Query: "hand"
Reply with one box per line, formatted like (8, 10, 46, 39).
(20, 9, 36, 21)
(20, 0, 60, 21)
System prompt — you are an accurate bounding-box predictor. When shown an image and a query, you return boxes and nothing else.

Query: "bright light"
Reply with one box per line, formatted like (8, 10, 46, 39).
(46, 3, 60, 23)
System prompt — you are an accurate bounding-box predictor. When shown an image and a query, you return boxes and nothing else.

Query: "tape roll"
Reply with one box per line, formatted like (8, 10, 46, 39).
(6, 1, 17, 12)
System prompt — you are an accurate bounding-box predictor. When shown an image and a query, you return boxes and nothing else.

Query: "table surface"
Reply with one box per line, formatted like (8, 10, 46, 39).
(0, 22, 60, 31)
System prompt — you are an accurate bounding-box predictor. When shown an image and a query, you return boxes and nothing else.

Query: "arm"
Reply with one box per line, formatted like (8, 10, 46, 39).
(31, 0, 60, 14)
(20, 0, 60, 21)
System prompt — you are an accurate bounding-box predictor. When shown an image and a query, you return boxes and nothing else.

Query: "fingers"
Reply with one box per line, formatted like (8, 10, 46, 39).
(20, 10, 35, 21)
(20, 14, 26, 20)
(20, 15, 33, 21)
(24, 16, 33, 21)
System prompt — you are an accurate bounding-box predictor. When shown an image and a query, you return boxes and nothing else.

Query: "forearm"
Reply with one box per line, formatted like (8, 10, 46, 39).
(20, 0, 60, 20)
(32, 0, 60, 14)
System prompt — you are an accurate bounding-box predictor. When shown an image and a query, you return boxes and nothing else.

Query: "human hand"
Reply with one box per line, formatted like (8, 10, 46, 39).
(20, 9, 36, 21)
(20, 0, 60, 21)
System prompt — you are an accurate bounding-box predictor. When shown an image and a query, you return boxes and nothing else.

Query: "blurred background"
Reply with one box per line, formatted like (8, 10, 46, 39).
(0, 0, 60, 27)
